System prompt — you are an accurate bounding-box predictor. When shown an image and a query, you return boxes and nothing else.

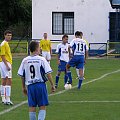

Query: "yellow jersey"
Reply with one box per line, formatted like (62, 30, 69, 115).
(40, 39, 51, 52)
(83, 38, 89, 47)
(0, 40, 12, 64)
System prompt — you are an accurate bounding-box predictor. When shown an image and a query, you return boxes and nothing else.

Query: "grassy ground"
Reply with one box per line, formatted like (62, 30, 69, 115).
(0, 58, 120, 120)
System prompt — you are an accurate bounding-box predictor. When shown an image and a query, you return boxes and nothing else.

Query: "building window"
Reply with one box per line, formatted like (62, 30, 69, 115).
(52, 12, 74, 35)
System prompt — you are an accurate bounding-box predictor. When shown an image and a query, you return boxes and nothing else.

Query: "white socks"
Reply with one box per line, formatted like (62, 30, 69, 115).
(1, 85, 11, 102)
(76, 68, 85, 77)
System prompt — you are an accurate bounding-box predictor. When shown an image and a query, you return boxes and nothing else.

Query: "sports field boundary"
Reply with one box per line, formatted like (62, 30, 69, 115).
(49, 100, 120, 103)
(0, 69, 120, 116)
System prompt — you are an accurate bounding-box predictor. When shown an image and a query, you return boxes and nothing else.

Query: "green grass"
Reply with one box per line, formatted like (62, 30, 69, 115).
(0, 58, 120, 120)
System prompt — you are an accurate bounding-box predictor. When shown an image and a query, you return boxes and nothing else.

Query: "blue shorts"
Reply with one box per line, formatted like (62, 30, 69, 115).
(27, 83, 49, 107)
(68, 55, 84, 69)
(58, 60, 67, 72)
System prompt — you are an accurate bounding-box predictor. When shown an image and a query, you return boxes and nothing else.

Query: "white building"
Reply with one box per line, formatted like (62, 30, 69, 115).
(32, 0, 114, 43)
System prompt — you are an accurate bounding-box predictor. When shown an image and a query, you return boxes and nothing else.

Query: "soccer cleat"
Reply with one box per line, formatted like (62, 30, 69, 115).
(2, 100, 7, 104)
(5, 101, 14, 105)
(55, 85, 58, 89)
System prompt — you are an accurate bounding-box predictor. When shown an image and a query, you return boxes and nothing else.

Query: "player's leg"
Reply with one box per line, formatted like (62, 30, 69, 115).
(64, 71, 68, 85)
(46, 52, 51, 65)
(0, 62, 7, 103)
(78, 69, 84, 89)
(55, 71, 61, 88)
(1, 78, 6, 103)
(37, 83, 48, 120)
(29, 107, 36, 120)
(28, 84, 37, 120)
(66, 64, 72, 84)
(5, 77, 13, 105)
(38, 106, 46, 120)
(5, 62, 13, 105)
(76, 67, 85, 79)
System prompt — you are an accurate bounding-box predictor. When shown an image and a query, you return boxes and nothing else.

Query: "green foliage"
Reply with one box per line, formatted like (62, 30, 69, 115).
(0, 0, 32, 38)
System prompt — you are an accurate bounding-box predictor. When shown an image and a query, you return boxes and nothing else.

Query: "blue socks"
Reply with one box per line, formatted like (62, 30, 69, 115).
(78, 77, 83, 89)
(29, 112, 36, 120)
(67, 71, 72, 84)
(38, 110, 46, 120)
(64, 75, 68, 84)
(55, 76, 59, 87)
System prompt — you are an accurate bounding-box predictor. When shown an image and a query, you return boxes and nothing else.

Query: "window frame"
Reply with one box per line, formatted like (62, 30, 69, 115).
(52, 12, 74, 35)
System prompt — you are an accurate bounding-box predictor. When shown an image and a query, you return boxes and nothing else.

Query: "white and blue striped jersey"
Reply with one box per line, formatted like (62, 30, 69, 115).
(56, 43, 69, 62)
(18, 55, 52, 86)
(70, 38, 89, 56)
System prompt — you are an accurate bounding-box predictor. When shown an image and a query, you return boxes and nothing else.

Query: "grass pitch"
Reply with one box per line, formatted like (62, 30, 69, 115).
(0, 57, 120, 120)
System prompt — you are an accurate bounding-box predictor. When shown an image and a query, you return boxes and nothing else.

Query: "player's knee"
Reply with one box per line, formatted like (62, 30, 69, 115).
(57, 72, 61, 76)
(66, 64, 70, 70)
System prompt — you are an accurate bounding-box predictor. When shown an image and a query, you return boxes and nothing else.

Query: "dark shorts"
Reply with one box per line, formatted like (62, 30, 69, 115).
(58, 60, 67, 72)
(27, 82, 49, 107)
(68, 55, 84, 69)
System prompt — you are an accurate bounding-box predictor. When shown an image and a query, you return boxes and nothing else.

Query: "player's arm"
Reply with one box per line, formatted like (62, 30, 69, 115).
(68, 47, 71, 59)
(56, 54, 60, 65)
(39, 40, 42, 54)
(47, 73, 55, 93)
(56, 44, 60, 65)
(85, 47, 89, 64)
(49, 41, 52, 54)
(21, 76, 27, 95)
(18, 59, 27, 95)
(1, 55, 11, 71)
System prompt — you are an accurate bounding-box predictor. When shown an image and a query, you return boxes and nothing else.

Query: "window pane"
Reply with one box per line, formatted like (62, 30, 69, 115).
(64, 18, 74, 34)
(53, 13, 62, 34)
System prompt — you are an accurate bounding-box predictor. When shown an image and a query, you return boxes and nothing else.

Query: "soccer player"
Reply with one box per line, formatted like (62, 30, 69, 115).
(0, 30, 13, 105)
(76, 31, 89, 79)
(40, 33, 52, 64)
(18, 41, 55, 120)
(55, 35, 72, 88)
(66, 31, 88, 89)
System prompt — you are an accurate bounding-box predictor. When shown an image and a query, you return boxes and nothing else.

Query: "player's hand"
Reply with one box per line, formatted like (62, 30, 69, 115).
(51, 85, 55, 93)
(57, 60, 60, 65)
(6, 65, 11, 71)
(22, 87, 27, 95)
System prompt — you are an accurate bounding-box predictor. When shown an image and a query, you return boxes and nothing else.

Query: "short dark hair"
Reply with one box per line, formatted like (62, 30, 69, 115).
(29, 41, 39, 53)
(62, 34, 68, 40)
(75, 31, 81, 36)
(79, 31, 83, 36)
(4, 30, 12, 36)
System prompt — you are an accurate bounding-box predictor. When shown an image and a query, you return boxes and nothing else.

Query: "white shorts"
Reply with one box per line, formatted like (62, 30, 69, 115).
(0, 62, 12, 78)
(42, 51, 51, 61)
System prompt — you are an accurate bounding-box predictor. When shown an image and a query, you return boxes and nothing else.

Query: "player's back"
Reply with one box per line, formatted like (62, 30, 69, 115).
(70, 38, 88, 56)
(20, 55, 52, 85)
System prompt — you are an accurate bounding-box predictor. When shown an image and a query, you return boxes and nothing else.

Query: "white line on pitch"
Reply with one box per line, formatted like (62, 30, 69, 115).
(49, 100, 120, 103)
(0, 69, 120, 116)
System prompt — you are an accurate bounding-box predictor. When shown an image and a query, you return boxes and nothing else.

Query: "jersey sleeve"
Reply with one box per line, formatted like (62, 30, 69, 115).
(69, 40, 74, 47)
(42, 58, 52, 74)
(55, 44, 59, 54)
(18, 59, 25, 77)
(0, 42, 6, 55)
(49, 40, 51, 48)
(39, 40, 42, 48)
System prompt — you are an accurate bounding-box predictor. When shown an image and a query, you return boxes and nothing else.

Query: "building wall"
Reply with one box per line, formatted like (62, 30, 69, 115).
(32, 0, 114, 43)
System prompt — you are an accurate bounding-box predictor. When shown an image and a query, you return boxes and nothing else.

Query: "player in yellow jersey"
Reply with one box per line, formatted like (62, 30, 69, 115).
(76, 31, 89, 79)
(0, 30, 13, 105)
(40, 33, 52, 64)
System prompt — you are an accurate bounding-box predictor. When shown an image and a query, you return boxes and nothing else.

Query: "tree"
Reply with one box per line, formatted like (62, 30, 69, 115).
(0, 0, 32, 39)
